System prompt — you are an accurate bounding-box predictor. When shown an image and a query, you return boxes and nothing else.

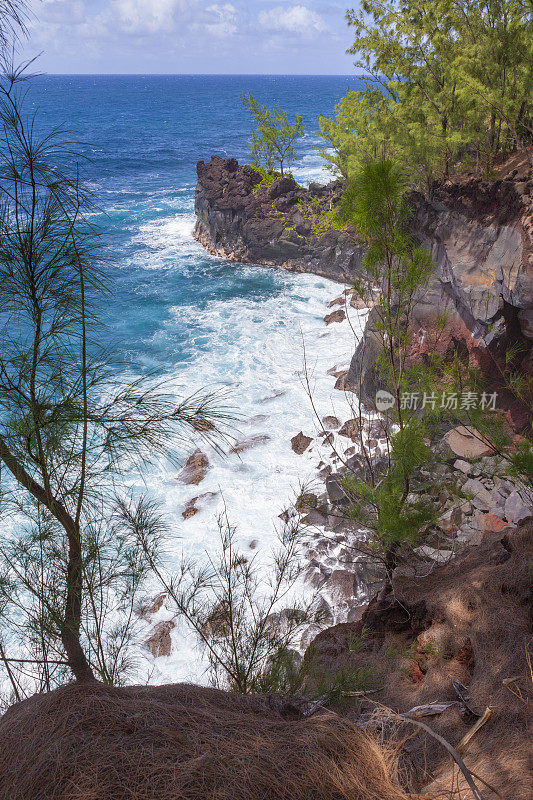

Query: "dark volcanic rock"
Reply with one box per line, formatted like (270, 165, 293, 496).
(194, 156, 365, 282)
(324, 309, 346, 325)
(291, 432, 313, 454)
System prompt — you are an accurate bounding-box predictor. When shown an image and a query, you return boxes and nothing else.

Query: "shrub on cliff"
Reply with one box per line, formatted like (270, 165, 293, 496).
(334, 160, 438, 574)
(320, 0, 532, 188)
(241, 93, 304, 177)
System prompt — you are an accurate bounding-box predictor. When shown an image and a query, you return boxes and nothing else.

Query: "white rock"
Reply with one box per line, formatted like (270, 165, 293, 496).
(504, 491, 531, 524)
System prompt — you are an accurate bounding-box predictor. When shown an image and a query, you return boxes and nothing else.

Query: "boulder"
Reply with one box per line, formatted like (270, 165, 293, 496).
(326, 569, 356, 602)
(475, 512, 509, 533)
(338, 418, 359, 441)
(504, 491, 531, 524)
(462, 477, 493, 511)
(182, 491, 217, 519)
(334, 371, 348, 390)
(325, 473, 350, 504)
(322, 415, 340, 429)
(291, 432, 313, 454)
(146, 620, 175, 658)
(137, 593, 166, 620)
(230, 434, 271, 454)
(445, 426, 494, 459)
(324, 309, 346, 325)
(178, 450, 210, 485)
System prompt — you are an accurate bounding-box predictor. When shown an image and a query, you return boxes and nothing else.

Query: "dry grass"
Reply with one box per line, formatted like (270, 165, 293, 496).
(0, 680, 408, 800)
(306, 519, 533, 800)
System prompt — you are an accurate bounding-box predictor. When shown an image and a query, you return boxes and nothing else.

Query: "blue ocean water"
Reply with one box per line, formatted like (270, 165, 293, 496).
(29, 75, 362, 370)
(25, 75, 367, 682)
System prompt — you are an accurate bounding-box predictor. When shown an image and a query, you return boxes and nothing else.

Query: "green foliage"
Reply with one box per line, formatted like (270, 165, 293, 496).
(241, 93, 304, 176)
(342, 160, 435, 426)
(320, 1, 532, 188)
(337, 160, 440, 570)
(508, 442, 533, 486)
(345, 425, 436, 557)
(304, 663, 377, 705)
(249, 164, 297, 191)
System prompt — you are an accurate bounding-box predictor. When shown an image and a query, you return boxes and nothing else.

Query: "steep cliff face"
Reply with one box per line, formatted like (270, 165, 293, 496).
(347, 157, 533, 409)
(194, 154, 533, 406)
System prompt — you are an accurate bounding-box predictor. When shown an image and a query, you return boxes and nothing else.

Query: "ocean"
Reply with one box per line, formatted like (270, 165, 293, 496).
(26, 75, 367, 683)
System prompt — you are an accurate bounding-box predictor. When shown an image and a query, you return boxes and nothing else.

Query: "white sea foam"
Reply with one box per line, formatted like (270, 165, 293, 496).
(124, 270, 367, 686)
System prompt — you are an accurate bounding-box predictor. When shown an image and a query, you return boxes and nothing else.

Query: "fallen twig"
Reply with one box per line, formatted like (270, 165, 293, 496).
(456, 708, 492, 756)
(403, 701, 458, 719)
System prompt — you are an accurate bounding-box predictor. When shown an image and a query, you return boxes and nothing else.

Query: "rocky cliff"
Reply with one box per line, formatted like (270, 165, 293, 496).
(194, 154, 533, 413)
(194, 156, 366, 281)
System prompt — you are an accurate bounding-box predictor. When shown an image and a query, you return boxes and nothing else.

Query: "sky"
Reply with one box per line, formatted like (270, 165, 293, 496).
(19, 0, 359, 74)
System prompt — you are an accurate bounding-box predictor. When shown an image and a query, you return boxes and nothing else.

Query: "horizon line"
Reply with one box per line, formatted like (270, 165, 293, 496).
(35, 72, 366, 78)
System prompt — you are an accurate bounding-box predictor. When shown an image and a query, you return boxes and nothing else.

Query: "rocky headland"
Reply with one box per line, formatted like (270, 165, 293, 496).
(194, 153, 532, 418)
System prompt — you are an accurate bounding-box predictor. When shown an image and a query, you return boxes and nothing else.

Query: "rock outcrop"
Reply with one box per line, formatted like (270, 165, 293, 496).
(194, 156, 365, 282)
(194, 154, 532, 415)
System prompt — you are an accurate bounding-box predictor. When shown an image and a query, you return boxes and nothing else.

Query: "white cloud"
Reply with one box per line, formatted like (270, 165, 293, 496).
(111, 0, 183, 34)
(258, 5, 327, 37)
(204, 4, 238, 38)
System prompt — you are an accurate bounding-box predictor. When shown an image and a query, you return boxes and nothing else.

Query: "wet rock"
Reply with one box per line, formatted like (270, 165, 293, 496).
(291, 431, 313, 454)
(178, 449, 210, 485)
(304, 566, 323, 589)
(328, 296, 345, 308)
(325, 473, 350, 504)
(338, 418, 359, 441)
(334, 371, 348, 390)
(301, 510, 328, 527)
(322, 415, 340, 429)
(300, 624, 321, 650)
(249, 539, 259, 549)
(182, 491, 217, 519)
(324, 309, 346, 325)
(326, 569, 355, 602)
(182, 502, 198, 520)
(146, 620, 175, 658)
(313, 595, 334, 625)
(137, 593, 166, 620)
(230, 434, 271, 454)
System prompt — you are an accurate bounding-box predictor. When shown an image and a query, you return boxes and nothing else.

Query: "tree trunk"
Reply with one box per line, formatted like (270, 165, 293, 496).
(0, 438, 96, 683)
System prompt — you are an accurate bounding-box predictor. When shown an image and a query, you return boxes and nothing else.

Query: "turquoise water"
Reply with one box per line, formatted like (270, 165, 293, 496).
(25, 75, 367, 681)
